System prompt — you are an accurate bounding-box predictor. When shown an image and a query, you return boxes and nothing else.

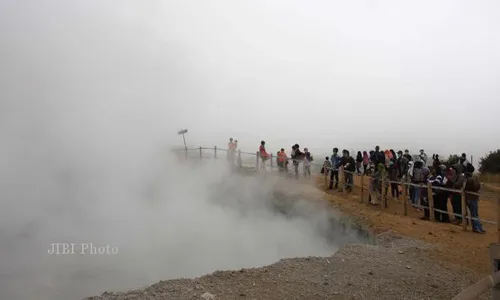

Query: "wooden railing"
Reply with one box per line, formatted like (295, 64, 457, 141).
(179, 145, 500, 299)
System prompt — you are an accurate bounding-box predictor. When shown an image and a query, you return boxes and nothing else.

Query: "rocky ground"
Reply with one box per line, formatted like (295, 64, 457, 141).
(85, 231, 487, 300)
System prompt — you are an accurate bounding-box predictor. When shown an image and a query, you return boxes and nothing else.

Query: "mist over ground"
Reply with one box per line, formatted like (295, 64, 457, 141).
(1, 0, 499, 299)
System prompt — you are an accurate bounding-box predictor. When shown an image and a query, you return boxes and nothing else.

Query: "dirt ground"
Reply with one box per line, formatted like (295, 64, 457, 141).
(86, 232, 489, 300)
(314, 174, 500, 275)
(85, 176, 497, 300)
(83, 168, 500, 299)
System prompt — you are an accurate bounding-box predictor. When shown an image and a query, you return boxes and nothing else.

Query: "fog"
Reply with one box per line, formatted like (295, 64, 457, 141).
(1, 0, 499, 299)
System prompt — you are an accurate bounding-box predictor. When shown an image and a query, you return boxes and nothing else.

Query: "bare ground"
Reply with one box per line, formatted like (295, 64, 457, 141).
(84, 177, 494, 300)
(85, 231, 487, 300)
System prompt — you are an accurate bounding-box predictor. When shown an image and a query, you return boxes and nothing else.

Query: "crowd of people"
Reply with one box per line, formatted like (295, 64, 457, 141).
(246, 139, 484, 235)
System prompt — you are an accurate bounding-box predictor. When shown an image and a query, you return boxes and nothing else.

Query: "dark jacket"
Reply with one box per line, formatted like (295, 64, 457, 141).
(345, 156, 356, 172)
(465, 176, 481, 201)
(377, 151, 386, 166)
(291, 149, 303, 166)
(397, 156, 409, 179)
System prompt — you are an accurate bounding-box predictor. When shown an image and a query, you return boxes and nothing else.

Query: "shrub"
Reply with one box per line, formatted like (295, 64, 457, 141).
(479, 150, 500, 174)
(442, 154, 460, 167)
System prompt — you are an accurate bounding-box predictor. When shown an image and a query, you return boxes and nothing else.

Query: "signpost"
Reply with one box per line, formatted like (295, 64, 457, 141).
(177, 129, 188, 150)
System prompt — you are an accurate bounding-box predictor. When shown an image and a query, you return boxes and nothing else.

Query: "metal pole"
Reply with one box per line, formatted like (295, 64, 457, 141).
(256, 151, 259, 170)
(182, 133, 187, 150)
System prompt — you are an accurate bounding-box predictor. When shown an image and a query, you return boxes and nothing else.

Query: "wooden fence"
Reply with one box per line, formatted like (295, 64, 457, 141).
(177, 146, 500, 237)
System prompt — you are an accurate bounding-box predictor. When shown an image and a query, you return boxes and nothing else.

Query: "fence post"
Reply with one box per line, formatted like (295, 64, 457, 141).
(199, 147, 202, 160)
(237, 150, 242, 167)
(256, 151, 259, 171)
(403, 180, 408, 216)
(498, 196, 500, 242)
(324, 169, 328, 191)
(461, 187, 467, 231)
(360, 174, 364, 203)
(214, 146, 217, 159)
(427, 182, 434, 221)
(341, 168, 345, 196)
(383, 176, 387, 208)
(270, 153, 274, 170)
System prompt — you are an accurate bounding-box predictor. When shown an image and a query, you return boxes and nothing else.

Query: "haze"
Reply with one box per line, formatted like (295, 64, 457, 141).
(1, 0, 499, 299)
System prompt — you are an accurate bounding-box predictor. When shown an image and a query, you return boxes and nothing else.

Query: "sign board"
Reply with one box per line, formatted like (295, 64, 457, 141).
(177, 129, 188, 135)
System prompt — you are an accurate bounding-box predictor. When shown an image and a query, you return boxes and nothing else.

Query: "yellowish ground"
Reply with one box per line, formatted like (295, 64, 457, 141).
(309, 174, 500, 275)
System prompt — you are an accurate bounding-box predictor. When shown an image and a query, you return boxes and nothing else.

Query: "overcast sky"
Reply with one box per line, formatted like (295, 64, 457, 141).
(2, 0, 499, 161)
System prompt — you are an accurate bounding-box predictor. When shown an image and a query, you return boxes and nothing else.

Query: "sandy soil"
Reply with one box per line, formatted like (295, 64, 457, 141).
(314, 174, 500, 275)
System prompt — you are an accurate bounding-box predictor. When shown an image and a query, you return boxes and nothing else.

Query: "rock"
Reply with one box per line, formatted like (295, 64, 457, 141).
(405, 265, 411, 269)
(397, 250, 404, 254)
(368, 271, 373, 275)
(201, 292, 215, 300)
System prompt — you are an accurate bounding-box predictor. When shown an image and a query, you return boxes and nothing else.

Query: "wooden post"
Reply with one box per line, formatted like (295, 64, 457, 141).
(383, 177, 387, 208)
(270, 153, 274, 170)
(237, 150, 242, 167)
(214, 146, 217, 159)
(379, 177, 383, 210)
(403, 180, 408, 216)
(199, 147, 202, 160)
(324, 169, 328, 191)
(497, 196, 500, 242)
(341, 169, 345, 196)
(184, 148, 188, 160)
(360, 174, 364, 203)
(427, 182, 434, 221)
(256, 151, 259, 171)
(461, 187, 467, 231)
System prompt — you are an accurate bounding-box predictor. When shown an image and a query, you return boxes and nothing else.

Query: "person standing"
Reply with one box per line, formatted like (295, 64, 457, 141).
(411, 160, 430, 210)
(227, 138, 236, 163)
(464, 163, 484, 233)
(291, 144, 303, 179)
(450, 165, 466, 225)
(303, 148, 313, 178)
(362, 151, 369, 174)
(329, 148, 341, 189)
(259, 141, 269, 171)
(343, 150, 356, 192)
(419, 149, 428, 165)
(356, 151, 363, 174)
(277, 148, 288, 173)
